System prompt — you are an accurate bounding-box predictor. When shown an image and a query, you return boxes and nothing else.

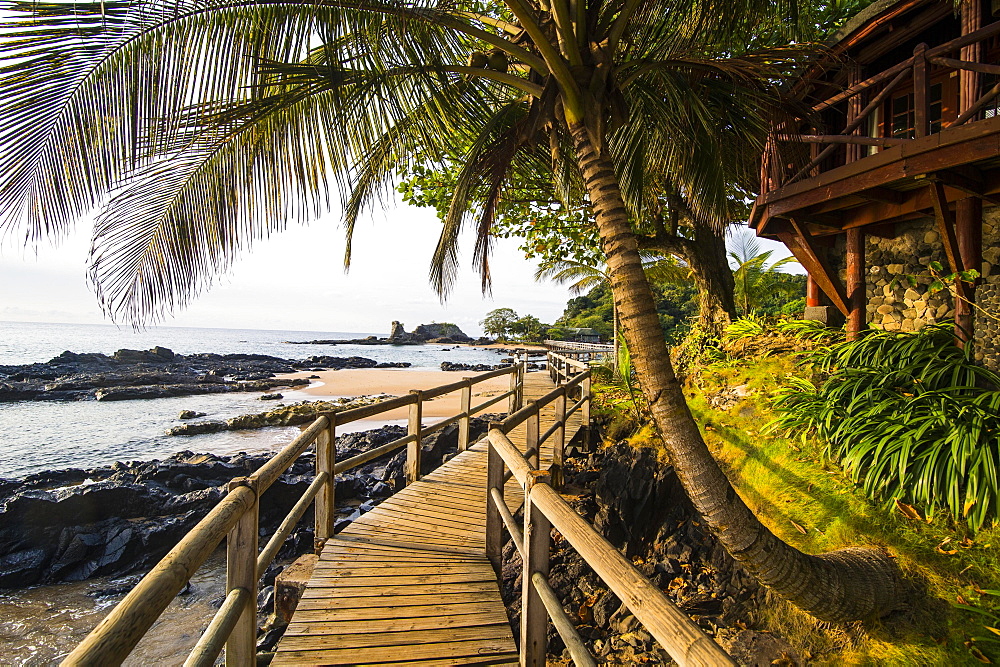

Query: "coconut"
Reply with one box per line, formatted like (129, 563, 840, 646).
(487, 49, 509, 72)
(467, 51, 488, 68)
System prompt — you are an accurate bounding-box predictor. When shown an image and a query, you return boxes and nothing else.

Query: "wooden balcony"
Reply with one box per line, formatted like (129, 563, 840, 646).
(751, 18, 1000, 241)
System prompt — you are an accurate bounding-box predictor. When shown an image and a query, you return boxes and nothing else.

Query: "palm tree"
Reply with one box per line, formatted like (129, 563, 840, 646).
(0, 0, 901, 621)
(728, 228, 801, 315)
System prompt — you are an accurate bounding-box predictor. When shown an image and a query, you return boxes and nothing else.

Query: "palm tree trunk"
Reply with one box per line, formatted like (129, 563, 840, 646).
(685, 229, 736, 336)
(569, 123, 902, 623)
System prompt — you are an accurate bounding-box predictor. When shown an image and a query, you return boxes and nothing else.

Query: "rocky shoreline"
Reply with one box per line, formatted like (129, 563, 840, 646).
(0, 347, 410, 403)
(0, 419, 494, 590)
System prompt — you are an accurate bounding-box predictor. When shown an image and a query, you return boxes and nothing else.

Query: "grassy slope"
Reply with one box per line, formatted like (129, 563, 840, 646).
(602, 350, 1000, 665)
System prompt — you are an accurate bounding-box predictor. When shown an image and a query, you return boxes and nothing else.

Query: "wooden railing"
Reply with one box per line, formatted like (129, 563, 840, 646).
(487, 351, 733, 667)
(62, 360, 529, 667)
(763, 18, 1000, 192)
(544, 340, 614, 366)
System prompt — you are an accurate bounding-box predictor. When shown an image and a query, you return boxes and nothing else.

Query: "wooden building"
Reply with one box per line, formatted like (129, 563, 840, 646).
(750, 0, 1000, 368)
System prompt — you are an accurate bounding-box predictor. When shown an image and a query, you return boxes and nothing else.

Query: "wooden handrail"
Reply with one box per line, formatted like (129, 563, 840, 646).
(183, 587, 251, 667)
(532, 484, 735, 665)
(257, 472, 328, 573)
(63, 485, 257, 665)
(484, 350, 734, 666)
(531, 572, 596, 667)
(66, 359, 529, 666)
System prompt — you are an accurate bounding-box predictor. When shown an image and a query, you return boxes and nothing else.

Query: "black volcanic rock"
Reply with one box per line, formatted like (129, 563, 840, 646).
(0, 347, 376, 403)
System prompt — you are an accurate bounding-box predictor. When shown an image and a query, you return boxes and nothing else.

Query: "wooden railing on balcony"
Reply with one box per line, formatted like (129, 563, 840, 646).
(62, 360, 528, 666)
(762, 18, 1000, 194)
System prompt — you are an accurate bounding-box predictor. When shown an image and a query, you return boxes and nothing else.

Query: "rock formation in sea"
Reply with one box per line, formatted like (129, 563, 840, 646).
(388, 321, 474, 344)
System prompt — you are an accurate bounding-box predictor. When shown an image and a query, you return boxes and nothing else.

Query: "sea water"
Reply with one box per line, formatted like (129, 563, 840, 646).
(0, 321, 508, 478)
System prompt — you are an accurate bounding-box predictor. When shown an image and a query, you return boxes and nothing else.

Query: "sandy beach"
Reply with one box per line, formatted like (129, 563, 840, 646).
(281, 368, 514, 422)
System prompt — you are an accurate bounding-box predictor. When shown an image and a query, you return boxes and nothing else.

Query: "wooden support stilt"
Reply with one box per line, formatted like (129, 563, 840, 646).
(956, 197, 983, 344)
(846, 228, 866, 340)
(806, 274, 821, 308)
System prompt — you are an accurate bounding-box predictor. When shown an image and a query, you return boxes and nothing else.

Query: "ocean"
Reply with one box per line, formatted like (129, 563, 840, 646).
(0, 321, 508, 478)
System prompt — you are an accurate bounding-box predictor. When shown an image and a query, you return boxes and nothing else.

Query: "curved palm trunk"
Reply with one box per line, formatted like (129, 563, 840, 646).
(570, 124, 901, 623)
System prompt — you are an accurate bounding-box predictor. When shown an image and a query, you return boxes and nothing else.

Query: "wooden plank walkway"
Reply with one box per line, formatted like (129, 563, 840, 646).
(272, 371, 582, 666)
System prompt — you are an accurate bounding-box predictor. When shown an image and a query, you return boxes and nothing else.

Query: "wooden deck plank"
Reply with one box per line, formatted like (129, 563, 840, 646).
(278, 624, 516, 650)
(273, 370, 581, 666)
(283, 612, 511, 636)
(295, 592, 505, 611)
(292, 601, 508, 620)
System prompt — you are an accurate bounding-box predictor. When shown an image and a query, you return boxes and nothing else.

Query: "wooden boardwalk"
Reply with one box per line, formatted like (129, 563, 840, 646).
(272, 371, 581, 666)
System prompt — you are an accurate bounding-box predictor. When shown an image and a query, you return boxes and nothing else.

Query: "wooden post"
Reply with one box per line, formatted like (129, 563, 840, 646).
(961, 0, 982, 117)
(225, 478, 258, 667)
(508, 364, 518, 414)
(806, 273, 821, 307)
(956, 197, 983, 344)
(516, 355, 525, 411)
(551, 387, 566, 490)
(913, 43, 929, 138)
(406, 391, 422, 485)
(846, 228, 866, 340)
(526, 408, 540, 469)
(521, 469, 552, 667)
(485, 436, 504, 575)
(458, 378, 472, 452)
(846, 66, 862, 162)
(314, 417, 336, 553)
(581, 374, 592, 452)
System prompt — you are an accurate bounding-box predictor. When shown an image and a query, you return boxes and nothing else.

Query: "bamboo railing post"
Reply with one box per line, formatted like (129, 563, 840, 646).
(486, 432, 505, 575)
(551, 387, 567, 490)
(521, 469, 552, 667)
(459, 378, 472, 452)
(225, 478, 258, 667)
(407, 391, 423, 485)
(526, 407, 540, 469)
(314, 416, 336, 553)
(582, 373, 592, 452)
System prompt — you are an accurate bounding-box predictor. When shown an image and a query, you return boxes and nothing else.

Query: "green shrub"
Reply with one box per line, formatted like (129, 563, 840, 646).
(770, 324, 1000, 532)
(773, 318, 844, 342)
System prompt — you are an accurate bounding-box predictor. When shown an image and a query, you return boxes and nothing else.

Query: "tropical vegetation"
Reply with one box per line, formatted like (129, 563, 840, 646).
(770, 323, 1000, 533)
(0, 0, 900, 622)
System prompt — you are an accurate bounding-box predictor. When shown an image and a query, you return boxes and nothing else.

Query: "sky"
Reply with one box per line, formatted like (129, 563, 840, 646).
(0, 196, 796, 337)
(0, 200, 576, 337)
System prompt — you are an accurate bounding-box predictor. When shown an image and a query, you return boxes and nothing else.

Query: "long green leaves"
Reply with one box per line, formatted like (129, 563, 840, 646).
(771, 324, 1000, 532)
